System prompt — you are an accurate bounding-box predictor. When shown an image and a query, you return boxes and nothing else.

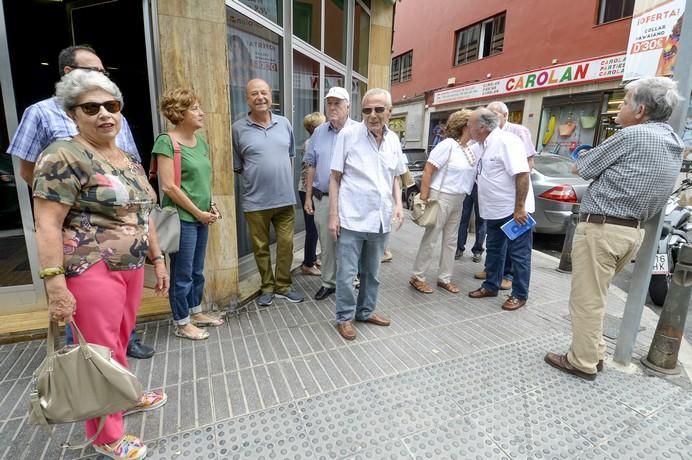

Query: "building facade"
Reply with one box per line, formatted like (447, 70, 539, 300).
(390, 0, 635, 154)
(0, 0, 395, 336)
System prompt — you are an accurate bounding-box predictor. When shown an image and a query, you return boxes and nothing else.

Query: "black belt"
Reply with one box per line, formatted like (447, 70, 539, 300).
(579, 213, 640, 228)
(313, 189, 329, 200)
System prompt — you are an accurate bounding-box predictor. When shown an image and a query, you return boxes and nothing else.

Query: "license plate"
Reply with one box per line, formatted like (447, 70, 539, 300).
(652, 253, 669, 275)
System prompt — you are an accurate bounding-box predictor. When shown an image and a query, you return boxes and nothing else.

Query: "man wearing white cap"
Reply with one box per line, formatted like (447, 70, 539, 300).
(304, 87, 358, 300)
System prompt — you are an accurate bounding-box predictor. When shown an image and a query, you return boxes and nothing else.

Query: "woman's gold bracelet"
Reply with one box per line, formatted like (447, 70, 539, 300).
(39, 266, 65, 279)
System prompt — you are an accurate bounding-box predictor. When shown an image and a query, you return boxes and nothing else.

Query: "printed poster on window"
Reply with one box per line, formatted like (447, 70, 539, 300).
(228, 14, 281, 90)
(623, 0, 686, 80)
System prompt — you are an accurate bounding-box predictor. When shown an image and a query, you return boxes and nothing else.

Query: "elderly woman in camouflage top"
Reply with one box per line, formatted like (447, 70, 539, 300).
(32, 70, 167, 460)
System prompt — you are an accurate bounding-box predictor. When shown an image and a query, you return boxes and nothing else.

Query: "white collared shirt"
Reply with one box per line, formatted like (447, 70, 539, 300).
(476, 128, 535, 220)
(330, 122, 407, 233)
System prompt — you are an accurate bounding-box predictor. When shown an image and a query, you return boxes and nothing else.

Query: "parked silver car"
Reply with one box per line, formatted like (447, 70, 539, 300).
(531, 154, 589, 234)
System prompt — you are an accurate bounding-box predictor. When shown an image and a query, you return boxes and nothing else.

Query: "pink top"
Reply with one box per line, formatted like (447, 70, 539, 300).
(503, 122, 537, 158)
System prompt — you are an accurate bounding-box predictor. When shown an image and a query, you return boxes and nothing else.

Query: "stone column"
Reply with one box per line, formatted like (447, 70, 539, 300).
(157, 0, 239, 306)
(368, 1, 395, 89)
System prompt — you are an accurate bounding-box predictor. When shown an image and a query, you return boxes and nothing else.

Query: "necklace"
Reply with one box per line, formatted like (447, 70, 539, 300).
(77, 136, 133, 174)
(457, 140, 476, 166)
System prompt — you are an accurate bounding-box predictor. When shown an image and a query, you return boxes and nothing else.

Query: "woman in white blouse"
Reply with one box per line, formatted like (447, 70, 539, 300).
(410, 109, 477, 294)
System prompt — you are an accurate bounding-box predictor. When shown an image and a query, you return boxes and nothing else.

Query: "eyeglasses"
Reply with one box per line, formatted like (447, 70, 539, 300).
(69, 66, 110, 77)
(72, 100, 122, 116)
(362, 107, 387, 115)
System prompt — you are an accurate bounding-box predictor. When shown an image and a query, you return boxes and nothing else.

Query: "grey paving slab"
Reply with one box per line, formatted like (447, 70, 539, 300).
(402, 416, 510, 460)
(4, 222, 692, 460)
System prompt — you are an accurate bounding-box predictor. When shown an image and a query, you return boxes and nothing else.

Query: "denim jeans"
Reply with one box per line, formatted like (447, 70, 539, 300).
(169, 221, 209, 325)
(299, 191, 318, 267)
(481, 214, 532, 300)
(335, 227, 389, 323)
(457, 183, 486, 255)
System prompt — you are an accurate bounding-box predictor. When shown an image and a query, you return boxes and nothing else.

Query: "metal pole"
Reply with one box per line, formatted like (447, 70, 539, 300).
(614, 0, 692, 365)
(642, 244, 692, 374)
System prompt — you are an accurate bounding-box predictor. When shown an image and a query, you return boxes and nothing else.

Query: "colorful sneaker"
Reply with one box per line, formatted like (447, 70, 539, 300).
(124, 389, 167, 416)
(94, 434, 147, 459)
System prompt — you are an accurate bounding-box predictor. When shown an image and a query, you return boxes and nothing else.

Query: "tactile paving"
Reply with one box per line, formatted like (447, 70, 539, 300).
(343, 440, 412, 459)
(402, 416, 509, 459)
(468, 393, 593, 459)
(148, 425, 217, 460)
(596, 416, 692, 459)
(529, 384, 643, 444)
(215, 404, 304, 456)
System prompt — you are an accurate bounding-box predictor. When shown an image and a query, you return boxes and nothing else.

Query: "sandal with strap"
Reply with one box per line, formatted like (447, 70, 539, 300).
(124, 389, 168, 416)
(191, 315, 225, 327)
(409, 277, 434, 294)
(174, 326, 210, 341)
(93, 434, 147, 460)
(437, 280, 460, 294)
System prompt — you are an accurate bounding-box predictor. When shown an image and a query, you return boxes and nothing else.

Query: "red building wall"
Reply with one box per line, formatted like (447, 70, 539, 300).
(391, 0, 632, 103)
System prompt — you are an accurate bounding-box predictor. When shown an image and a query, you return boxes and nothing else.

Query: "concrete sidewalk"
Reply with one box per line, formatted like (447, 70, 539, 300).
(1, 221, 691, 460)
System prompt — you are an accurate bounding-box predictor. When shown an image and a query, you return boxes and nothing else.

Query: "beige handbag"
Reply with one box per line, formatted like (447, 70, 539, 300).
(28, 321, 142, 447)
(411, 143, 453, 228)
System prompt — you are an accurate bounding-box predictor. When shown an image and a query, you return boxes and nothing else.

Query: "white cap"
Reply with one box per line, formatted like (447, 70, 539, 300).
(325, 87, 350, 102)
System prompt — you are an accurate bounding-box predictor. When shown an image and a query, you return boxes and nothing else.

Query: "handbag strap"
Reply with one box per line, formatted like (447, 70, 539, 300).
(148, 133, 182, 190)
(167, 133, 182, 188)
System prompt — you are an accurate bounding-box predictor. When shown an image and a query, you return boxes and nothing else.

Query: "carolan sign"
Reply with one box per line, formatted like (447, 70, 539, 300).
(433, 54, 626, 106)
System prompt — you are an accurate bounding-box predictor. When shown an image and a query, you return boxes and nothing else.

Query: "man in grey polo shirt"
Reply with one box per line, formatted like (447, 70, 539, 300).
(304, 87, 358, 301)
(545, 77, 684, 381)
(232, 78, 304, 306)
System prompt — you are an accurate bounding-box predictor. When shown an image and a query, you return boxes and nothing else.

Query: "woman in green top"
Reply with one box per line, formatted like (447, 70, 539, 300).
(152, 88, 223, 340)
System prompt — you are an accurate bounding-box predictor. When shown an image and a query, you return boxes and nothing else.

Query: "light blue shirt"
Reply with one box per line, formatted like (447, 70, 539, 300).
(6, 97, 140, 163)
(303, 118, 358, 193)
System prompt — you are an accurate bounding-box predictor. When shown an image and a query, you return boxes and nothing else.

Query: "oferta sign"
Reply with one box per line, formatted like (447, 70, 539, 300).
(432, 54, 626, 106)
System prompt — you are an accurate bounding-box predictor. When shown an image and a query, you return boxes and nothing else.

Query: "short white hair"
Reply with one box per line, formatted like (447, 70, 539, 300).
(475, 108, 500, 130)
(624, 77, 682, 122)
(55, 69, 124, 112)
(487, 101, 509, 114)
(363, 88, 392, 108)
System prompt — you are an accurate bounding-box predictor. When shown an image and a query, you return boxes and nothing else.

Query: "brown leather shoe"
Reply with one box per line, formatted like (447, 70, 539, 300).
(500, 278, 512, 290)
(357, 313, 390, 326)
(336, 321, 356, 340)
(502, 296, 526, 311)
(544, 352, 596, 381)
(473, 271, 487, 280)
(468, 287, 497, 298)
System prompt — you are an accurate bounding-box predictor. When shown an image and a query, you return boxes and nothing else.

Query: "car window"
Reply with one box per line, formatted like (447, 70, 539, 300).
(533, 156, 576, 176)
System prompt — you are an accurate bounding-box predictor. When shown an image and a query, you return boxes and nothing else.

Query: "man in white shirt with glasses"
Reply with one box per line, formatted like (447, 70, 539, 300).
(328, 88, 406, 341)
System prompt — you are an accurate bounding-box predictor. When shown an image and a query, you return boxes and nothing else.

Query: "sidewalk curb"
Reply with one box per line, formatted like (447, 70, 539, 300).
(531, 249, 692, 375)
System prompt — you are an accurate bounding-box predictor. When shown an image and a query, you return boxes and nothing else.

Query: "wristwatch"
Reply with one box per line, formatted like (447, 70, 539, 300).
(39, 266, 65, 279)
(150, 254, 165, 263)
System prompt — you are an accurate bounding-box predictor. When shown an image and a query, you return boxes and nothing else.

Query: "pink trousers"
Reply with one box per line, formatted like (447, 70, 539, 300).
(67, 260, 143, 445)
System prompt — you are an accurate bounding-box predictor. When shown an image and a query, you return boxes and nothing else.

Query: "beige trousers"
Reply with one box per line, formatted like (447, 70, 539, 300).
(313, 195, 337, 288)
(567, 222, 644, 374)
(412, 189, 465, 283)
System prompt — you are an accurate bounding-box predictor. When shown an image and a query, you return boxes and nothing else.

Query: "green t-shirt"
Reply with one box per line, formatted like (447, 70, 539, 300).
(151, 133, 212, 223)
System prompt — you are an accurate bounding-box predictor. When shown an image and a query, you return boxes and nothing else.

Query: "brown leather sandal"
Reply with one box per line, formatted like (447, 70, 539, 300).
(437, 280, 460, 293)
(409, 277, 433, 294)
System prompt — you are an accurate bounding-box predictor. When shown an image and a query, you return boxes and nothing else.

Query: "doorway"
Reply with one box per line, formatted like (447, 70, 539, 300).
(0, 0, 155, 307)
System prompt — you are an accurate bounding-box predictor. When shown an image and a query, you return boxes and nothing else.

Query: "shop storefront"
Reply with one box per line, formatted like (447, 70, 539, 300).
(428, 53, 627, 154)
(0, 0, 394, 336)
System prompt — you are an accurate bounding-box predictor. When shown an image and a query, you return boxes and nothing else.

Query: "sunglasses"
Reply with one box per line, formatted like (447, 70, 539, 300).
(69, 66, 110, 77)
(72, 100, 122, 116)
(362, 107, 387, 115)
